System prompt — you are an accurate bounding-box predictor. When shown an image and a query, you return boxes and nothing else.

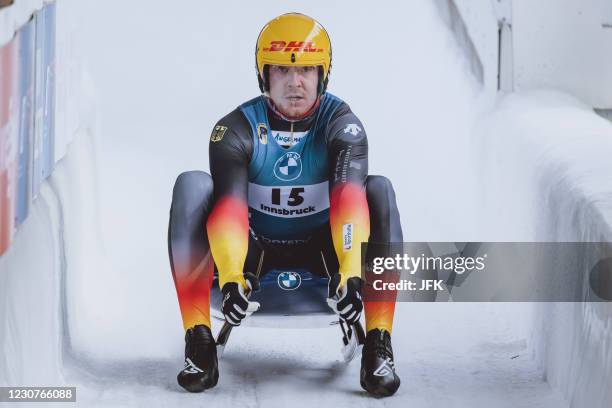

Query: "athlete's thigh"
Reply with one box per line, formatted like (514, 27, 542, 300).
(213, 232, 264, 279)
(249, 227, 338, 278)
(308, 227, 339, 278)
(244, 232, 266, 278)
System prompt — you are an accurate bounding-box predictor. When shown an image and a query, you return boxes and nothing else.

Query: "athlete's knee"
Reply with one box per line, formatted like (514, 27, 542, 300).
(365, 175, 402, 242)
(175, 170, 213, 189)
(171, 171, 214, 221)
(366, 175, 396, 204)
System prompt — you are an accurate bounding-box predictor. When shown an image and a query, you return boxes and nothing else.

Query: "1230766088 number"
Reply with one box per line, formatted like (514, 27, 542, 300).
(1, 387, 76, 402)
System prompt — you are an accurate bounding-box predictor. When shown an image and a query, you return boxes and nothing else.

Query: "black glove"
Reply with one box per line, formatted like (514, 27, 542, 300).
(327, 274, 363, 324)
(221, 272, 260, 326)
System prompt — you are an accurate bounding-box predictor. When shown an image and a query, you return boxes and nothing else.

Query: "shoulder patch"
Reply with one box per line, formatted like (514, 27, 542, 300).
(210, 125, 228, 142)
(343, 123, 362, 136)
(257, 123, 268, 145)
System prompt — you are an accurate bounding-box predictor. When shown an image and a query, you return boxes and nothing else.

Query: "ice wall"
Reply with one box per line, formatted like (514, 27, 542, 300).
(0, 178, 64, 386)
(0, 0, 97, 387)
(0, 127, 98, 386)
(444, 2, 612, 405)
(475, 91, 612, 408)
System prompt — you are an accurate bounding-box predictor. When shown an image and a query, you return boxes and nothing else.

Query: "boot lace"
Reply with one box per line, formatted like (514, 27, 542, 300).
(371, 330, 394, 360)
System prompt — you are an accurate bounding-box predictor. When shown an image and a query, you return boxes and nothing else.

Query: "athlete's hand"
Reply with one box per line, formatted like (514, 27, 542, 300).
(327, 274, 363, 324)
(221, 272, 261, 326)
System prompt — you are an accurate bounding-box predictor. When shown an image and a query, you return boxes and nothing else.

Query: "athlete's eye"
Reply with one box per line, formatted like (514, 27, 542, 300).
(272, 66, 289, 74)
(302, 66, 316, 73)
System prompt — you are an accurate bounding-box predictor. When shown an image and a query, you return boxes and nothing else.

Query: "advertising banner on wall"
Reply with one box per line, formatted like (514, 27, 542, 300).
(41, 2, 56, 181)
(0, 39, 18, 256)
(32, 9, 43, 199)
(16, 19, 35, 227)
(32, 2, 56, 199)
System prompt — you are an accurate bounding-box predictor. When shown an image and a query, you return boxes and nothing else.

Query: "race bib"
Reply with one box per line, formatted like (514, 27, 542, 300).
(248, 181, 330, 218)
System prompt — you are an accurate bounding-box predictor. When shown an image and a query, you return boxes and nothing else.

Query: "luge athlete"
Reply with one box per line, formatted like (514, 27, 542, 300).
(168, 13, 403, 397)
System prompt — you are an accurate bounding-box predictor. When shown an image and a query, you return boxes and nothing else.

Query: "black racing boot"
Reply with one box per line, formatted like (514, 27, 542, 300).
(360, 329, 400, 397)
(177, 325, 219, 392)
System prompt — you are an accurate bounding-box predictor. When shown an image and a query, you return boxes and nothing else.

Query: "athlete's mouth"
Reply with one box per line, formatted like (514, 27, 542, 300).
(286, 95, 304, 101)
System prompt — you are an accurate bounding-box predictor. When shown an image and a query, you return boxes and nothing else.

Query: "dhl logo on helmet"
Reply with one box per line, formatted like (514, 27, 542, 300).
(263, 41, 324, 53)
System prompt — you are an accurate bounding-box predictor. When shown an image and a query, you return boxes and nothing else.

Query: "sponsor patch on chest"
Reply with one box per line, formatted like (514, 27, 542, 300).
(273, 152, 303, 181)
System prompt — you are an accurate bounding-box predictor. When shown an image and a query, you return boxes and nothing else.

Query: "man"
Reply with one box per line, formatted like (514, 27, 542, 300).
(168, 13, 403, 397)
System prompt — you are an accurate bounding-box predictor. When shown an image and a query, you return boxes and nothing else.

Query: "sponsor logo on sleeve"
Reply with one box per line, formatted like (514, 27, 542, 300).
(344, 123, 362, 136)
(343, 223, 353, 251)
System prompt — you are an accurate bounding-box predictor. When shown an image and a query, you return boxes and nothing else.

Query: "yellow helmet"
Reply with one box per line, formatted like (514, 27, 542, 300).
(255, 13, 332, 94)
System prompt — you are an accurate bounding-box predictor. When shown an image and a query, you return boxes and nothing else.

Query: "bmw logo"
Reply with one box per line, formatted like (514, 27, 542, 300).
(273, 152, 302, 181)
(277, 271, 301, 290)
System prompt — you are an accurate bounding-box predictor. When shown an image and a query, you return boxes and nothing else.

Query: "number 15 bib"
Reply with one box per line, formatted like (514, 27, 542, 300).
(239, 94, 344, 242)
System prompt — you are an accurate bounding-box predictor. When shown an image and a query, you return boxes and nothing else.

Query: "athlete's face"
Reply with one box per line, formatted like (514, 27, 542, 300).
(268, 65, 319, 118)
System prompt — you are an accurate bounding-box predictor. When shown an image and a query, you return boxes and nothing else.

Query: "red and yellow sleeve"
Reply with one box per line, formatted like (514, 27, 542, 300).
(206, 196, 249, 289)
(330, 182, 370, 286)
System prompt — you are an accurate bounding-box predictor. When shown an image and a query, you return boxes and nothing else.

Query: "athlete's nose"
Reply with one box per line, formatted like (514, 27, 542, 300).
(287, 69, 302, 88)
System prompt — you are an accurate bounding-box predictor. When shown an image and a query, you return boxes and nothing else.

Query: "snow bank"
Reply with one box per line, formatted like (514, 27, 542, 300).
(476, 90, 612, 408)
(445, 2, 612, 403)
(0, 176, 64, 386)
(0, 126, 98, 387)
(0, 0, 97, 387)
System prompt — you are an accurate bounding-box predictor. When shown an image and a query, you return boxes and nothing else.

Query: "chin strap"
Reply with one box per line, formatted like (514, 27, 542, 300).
(265, 96, 321, 122)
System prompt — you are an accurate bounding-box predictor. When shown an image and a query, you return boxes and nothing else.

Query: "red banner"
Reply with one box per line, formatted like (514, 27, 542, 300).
(0, 39, 18, 255)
